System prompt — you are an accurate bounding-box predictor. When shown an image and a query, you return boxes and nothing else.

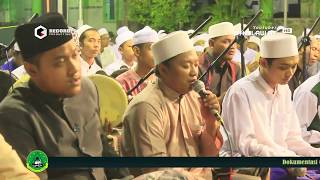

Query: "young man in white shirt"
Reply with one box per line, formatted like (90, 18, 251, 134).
(222, 32, 320, 156)
(77, 25, 103, 76)
(293, 71, 320, 147)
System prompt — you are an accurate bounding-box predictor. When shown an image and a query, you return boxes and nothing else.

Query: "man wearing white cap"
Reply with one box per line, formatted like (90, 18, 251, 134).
(116, 26, 158, 96)
(293, 71, 320, 147)
(202, 22, 241, 104)
(222, 32, 320, 156)
(232, 36, 261, 74)
(98, 28, 116, 68)
(247, 36, 261, 52)
(122, 31, 222, 178)
(104, 27, 135, 75)
(77, 24, 103, 76)
(288, 36, 320, 93)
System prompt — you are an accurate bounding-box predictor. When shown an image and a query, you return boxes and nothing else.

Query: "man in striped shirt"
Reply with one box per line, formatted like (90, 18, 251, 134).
(116, 26, 158, 96)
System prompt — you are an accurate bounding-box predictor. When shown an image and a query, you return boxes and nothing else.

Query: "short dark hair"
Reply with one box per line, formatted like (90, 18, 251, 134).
(79, 28, 97, 44)
(154, 57, 173, 77)
(265, 58, 278, 67)
(132, 43, 144, 49)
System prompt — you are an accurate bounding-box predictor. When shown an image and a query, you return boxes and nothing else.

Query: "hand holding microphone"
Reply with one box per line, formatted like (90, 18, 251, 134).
(193, 80, 234, 156)
(193, 80, 224, 125)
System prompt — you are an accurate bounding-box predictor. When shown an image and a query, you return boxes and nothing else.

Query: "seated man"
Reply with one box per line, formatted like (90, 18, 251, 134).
(201, 22, 241, 104)
(0, 133, 39, 179)
(77, 24, 103, 76)
(104, 27, 136, 75)
(121, 31, 223, 178)
(222, 32, 320, 156)
(293, 71, 320, 147)
(0, 13, 129, 179)
(288, 36, 320, 93)
(116, 26, 158, 96)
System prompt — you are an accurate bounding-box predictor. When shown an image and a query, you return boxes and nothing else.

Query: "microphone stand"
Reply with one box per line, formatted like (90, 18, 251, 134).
(198, 10, 263, 81)
(302, 28, 309, 82)
(126, 16, 213, 96)
(240, 18, 246, 78)
(126, 68, 154, 95)
(198, 10, 263, 158)
(298, 17, 320, 82)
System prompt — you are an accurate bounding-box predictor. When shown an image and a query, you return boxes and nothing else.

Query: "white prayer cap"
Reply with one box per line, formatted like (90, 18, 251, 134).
(98, 28, 109, 36)
(133, 26, 158, 45)
(151, 31, 194, 65)
(234, 23, 251, 36)
(187, 29, 195, 35)
(260, 32, 298, 58)
(192, 33, 209, 45)
(158, 30, 167, 39)
(77, 24, 94, 38)
(276, 26, 285, 32)
(208, 22, 235, 39)
(13, 42, 20, 51)
(117, 26, 130, 35)
(115, 30, 134, 48)
(248, 36, 261, 47)
(194, 45, 204, 53)
(158, 30, 165, 34)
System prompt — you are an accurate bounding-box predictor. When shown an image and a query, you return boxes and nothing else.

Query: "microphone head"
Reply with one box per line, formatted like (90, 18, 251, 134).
(192, 80, 205, 94)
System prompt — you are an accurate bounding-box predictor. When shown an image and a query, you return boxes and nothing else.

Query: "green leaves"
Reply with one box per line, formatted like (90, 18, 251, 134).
(129, 0, 192, 32)
(128, 0, 265, 32)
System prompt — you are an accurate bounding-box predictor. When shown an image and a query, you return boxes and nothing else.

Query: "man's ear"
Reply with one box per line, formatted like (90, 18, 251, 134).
(259, 57, 268, 68)
(24, 61, 39, 79)
(132, 46, 140, 57)
(209, 38, 215, 48)
(79, 41, 84, 49)
(158, 63, 169, 77)
(118, 46, 124, 55)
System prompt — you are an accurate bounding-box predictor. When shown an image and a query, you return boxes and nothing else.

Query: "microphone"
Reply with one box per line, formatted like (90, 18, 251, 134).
(193, 80, 234, 157)
(192, 80, 224, 125)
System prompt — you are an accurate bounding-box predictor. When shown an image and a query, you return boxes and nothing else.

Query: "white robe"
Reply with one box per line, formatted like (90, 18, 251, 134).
(293, 72, 320, 144)
(80, 58, 102, 76)
(222, 69, 320, 156)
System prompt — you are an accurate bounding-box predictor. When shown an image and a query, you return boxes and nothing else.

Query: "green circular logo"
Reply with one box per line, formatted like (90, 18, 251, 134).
(26, 150, 48, 173)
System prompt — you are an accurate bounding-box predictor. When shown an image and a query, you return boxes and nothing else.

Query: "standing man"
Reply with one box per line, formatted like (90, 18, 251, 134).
(0, 13, 129, 179)
(202, 22, 241, 103)
(116, 26, 158, 96)
(122, 31, 223, 178)
(222, 32, 320, 156)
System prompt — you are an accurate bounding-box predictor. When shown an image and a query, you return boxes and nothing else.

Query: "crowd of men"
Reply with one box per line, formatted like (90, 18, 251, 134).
(0, 12, 320, 180)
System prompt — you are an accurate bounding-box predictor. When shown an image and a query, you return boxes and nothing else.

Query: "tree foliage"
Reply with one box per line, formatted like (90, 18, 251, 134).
(129, 0, 192, 32)
(129, 0, 262, 32)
